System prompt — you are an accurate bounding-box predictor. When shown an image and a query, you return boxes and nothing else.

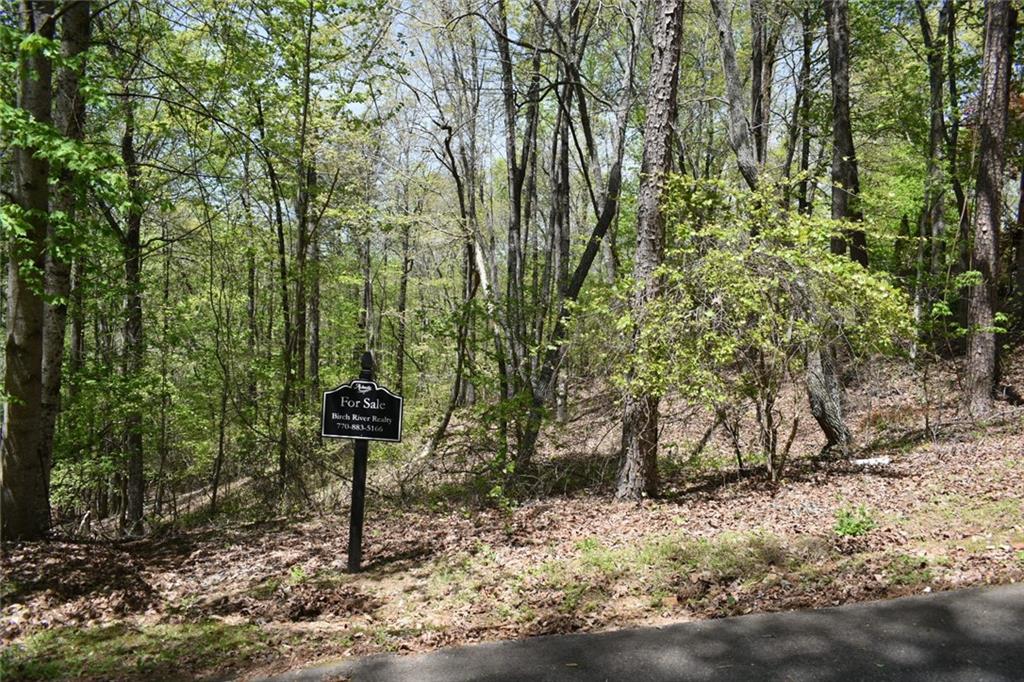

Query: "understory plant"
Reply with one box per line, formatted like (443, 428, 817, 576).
(627, 179, 912, 480)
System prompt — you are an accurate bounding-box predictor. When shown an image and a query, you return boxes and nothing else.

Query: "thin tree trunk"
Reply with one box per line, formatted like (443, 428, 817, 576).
(965, 1, 1016, 416)
(69, 258, 85, 392)
(1011, 169, 1024, 308)
(40, 0, 90, 490)
(617, 0, 686, 500)
(797, 4, 814, 215)
(309, 219, 321, 399)
(917, 0, 948, 279)
(156, 234, 170, 517)
(255, 97, 293, 493)
(944, 0, 970, 285)
(122, 102, 146, 537)
(210, 379, 227, 515)
(517, 0, 640, 467)
(361, 237, 373, 350)
(396, 219, 411, 395)
(294, 0, 315, 404)
(2, 0, 55, 541)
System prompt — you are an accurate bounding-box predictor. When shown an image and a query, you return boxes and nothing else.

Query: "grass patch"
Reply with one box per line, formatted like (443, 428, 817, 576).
(884, 553, 933, 587)
(1, 579, 22, 602)
(526, 531, 813, 618)
(912, 495, 1021, 533)
(661, 532, 794, 582)
(0, 620, 275, 681)
(834, 505, 877, 537)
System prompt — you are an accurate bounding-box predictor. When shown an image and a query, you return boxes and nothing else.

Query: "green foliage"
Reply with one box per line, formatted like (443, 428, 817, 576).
(623, 179, 912, 477)
(834, 505, 877, 537)
(884, 553, 933, 587)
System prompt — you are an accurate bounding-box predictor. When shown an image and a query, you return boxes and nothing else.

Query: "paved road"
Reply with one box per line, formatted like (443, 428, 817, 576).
(260, 584, 1024, 682)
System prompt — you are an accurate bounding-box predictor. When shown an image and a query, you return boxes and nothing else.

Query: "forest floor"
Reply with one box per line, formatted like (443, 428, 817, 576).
(2, 357, 1024, 681)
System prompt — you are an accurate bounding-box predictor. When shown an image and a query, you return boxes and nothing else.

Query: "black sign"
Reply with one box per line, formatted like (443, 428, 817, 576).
(322, 380, 403, 442)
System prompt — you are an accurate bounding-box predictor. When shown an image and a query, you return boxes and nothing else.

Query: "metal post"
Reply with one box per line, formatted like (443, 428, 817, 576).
(347, 351, 374, 573)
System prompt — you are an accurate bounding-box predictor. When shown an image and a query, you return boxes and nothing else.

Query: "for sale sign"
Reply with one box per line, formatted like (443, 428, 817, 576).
(321, 380, 403, 442)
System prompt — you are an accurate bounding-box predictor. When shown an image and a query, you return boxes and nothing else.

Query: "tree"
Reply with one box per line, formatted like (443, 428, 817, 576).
(2, 0, 55, 541)
(965, 1, 1017, 416)
(39, 0, 89, 498)
(915, 0, 948, 280)
(823, 0, 866, 265)
(617, 0, 686, 500)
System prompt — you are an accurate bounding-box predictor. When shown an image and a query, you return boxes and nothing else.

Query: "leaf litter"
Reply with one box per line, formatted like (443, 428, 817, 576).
(2, 357, 1023, 680)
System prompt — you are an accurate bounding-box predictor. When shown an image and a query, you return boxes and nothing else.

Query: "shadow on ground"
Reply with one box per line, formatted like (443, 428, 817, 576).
(266, 584, 1024, 682)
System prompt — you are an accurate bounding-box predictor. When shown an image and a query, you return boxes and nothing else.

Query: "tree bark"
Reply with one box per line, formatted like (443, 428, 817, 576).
(617, 0, 685, 500)
(294, 0, 315, 404)
(1012, 169, 1024, 309)
(2, 0, 55, 541)
(309, 212, 321, 399)
(797, 6, 814, 214)
(824, 0, 867, 266)
(916, 0, 947, 278)
(396, 218, 411, 395)
(710, 0, 759, 191)
(806, 342, 851, 452)
(255, 96, 292, 493)
(122, 102, 146, 537)
(40, 0, 90, 492)
(965, 1, 1016, 416)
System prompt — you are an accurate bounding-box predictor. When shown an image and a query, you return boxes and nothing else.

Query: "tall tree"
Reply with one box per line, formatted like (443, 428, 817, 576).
(965, 0, 1017, 416)
(916, 0, 947, 278)
(2, 0, 55, 541)
(617, 0, 686, 500)
(823, 0, 867, 266)
(41, 0, 91, 510)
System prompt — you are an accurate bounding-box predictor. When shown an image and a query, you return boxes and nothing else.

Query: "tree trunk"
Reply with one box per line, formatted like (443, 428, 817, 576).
(40, 0, 90, 491)
(710, 0, 759, 191)
(294, 1, 315, 404)
(255, 96, 292, 493)
(916, 0, 947, 279)
(122, 104, 146, 537)
(944, 0, 970, 289)
(1011, 170, 1024, 309)
(69, 258, 85, 391)
(396, 219, 411, 395)
(156, 235, 171, 517)
(797, 4, 814, 215)
(617, 0, 685, 500)
(360, 237, 373, 351)
(2, 0, 55, 541)
(749, 0, 776, 167)
(824, 0, 867, 266)
(210, 379, 227, 515)
(309, 218, 321, 399)
(806, 342, 851, 453)
(965, 1, 1016, 416)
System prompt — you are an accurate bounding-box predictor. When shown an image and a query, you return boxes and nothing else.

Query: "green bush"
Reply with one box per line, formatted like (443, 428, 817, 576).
(834, 505, 877, 537)
(622, 179, 912, 480)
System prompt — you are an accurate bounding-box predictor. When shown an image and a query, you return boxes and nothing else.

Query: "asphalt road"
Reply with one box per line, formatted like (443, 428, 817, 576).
(259, 583, 1024, 682)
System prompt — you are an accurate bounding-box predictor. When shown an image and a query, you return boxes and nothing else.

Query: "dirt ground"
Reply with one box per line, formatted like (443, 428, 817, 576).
(2, 357, 1023, 681)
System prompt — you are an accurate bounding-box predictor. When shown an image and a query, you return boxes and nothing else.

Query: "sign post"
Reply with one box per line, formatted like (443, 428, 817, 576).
(321, 351, 403, 572)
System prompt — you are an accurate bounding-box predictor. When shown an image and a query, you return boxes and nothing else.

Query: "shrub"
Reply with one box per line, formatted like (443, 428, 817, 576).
(834, 505, 877, 537)
(623, 179, 912, 480)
